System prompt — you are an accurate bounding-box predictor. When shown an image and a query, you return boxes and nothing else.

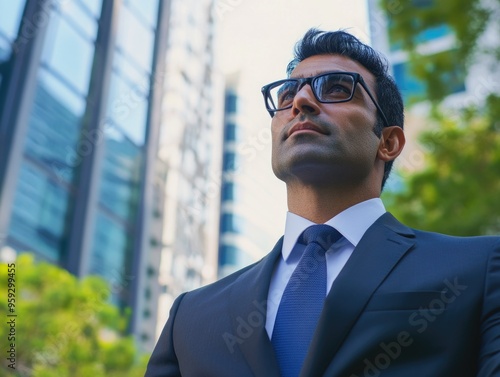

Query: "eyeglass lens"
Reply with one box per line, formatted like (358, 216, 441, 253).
(268, 73, 356, 110)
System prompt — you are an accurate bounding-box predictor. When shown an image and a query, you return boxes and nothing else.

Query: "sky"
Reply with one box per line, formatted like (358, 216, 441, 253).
(218, 0, 370, 81)
(214, 0, 372, 244)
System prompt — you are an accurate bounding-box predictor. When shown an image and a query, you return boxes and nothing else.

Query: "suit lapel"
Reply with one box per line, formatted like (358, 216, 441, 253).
(301, 213, 416, 376)
(228, 237, 283, 376)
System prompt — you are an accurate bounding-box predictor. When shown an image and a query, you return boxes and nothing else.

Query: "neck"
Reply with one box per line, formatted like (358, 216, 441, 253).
(286, 183, 380, 223)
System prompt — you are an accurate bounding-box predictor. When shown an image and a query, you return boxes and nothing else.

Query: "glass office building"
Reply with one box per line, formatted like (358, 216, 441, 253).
(153, 0, 223, 339)
(216, 76, 287, 278)
(0, 0, 170, 347)
(218, 85, 255, 277)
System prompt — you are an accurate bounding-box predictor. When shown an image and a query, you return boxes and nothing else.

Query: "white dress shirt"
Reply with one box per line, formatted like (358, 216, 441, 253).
(265, 198, 386, 338)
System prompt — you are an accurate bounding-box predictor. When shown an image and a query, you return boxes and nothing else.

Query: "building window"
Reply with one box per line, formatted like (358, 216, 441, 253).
(89, 210, 132, 306)
(225, 91, 237, 113)
(24, 71, 86, 184)
(219, 245, 239, 265)
(220, 213, 244, 233)
(41, 8, 98, 95)
(224, 122, 237, 142)
(223, 152, 237, 171)
(0, 1, 26, 77)
(98, 125, 142, 221)
(9, 163, 71, 262)
(221, 182, 235, 201)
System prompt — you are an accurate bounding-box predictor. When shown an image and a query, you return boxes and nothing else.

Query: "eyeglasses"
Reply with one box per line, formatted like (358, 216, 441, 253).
(261, 71, 389, 126)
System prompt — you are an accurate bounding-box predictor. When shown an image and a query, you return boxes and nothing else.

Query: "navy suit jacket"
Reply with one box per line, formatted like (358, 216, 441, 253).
(145, 213, 500, 376)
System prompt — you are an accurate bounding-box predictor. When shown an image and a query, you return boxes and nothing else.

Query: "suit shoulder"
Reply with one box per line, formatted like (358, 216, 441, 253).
(174, 237, 282, 312)
(179, 258, 263, 303)
(412, 228, 500, 253)
(383, 213, 500, 248)
(412, 228, 499, 242)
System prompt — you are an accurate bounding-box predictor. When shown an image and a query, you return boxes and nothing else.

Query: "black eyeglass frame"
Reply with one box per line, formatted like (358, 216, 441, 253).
(261, 71, 389, 127)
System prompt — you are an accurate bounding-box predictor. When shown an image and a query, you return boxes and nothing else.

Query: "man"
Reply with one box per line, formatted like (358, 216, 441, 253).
(146, 29, 500, 376)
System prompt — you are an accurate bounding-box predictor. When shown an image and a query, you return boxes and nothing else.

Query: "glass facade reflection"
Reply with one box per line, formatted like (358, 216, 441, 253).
(25, 72, 85, 183)
(0, 1, 27, 104)
(90, 210, 131, 305)
(0, 0, 170, 350)
(9, 163, 70, 261)
(97, 127, 142, 220)
(41, 5, 97, 95)
(0, 2, 25, 58)
(9, 1, 100, 262)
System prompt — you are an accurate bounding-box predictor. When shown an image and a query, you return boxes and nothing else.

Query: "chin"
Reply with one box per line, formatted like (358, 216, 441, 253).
(283, 162, 372, 188)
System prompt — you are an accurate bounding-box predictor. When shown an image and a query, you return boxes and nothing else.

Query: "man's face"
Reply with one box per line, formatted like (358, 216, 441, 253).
(271, 54, 382, 188)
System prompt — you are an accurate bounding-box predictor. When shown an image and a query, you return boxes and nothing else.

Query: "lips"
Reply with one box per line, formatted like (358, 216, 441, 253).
(287, 122, 328, 138)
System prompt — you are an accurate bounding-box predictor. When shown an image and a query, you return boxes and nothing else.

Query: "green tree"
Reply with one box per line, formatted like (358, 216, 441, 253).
(384, 107, 500, 235)
(380, 0, 499, 104)
(0, 254, 149, 376)
(380, 0, 500, 235)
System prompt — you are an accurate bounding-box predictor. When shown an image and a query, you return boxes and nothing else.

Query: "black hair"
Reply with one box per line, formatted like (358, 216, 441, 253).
(287, 29, 404, 190)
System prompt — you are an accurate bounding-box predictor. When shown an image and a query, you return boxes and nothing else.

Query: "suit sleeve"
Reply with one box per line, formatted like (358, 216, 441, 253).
(477, 238, 500, 376)
(144, 293, 187, 377)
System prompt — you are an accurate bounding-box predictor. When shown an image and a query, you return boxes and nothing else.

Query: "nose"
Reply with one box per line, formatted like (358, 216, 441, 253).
(291, 83, 320, 116)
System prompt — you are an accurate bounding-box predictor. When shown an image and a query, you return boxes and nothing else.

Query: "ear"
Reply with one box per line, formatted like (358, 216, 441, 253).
(377, 126, 405, 162)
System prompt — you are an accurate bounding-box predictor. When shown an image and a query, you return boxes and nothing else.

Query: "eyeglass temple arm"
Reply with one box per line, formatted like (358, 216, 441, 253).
(359, 79, 390, 127)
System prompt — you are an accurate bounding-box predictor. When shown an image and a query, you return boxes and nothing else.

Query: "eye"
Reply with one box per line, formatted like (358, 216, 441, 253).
(316, 74, 354, 101)
(325, 83, 351, 94)
(275, 81, 298, 107)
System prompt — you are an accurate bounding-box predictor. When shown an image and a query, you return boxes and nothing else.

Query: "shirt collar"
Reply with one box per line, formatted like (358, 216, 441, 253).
(281, 198, 386, 261)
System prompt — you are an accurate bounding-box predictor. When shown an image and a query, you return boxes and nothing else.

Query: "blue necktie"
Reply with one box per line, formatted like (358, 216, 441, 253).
(272, 224, 342, 377)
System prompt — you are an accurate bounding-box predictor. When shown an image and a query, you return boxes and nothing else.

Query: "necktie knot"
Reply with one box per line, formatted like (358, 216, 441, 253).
(300, 224, 342, 251)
